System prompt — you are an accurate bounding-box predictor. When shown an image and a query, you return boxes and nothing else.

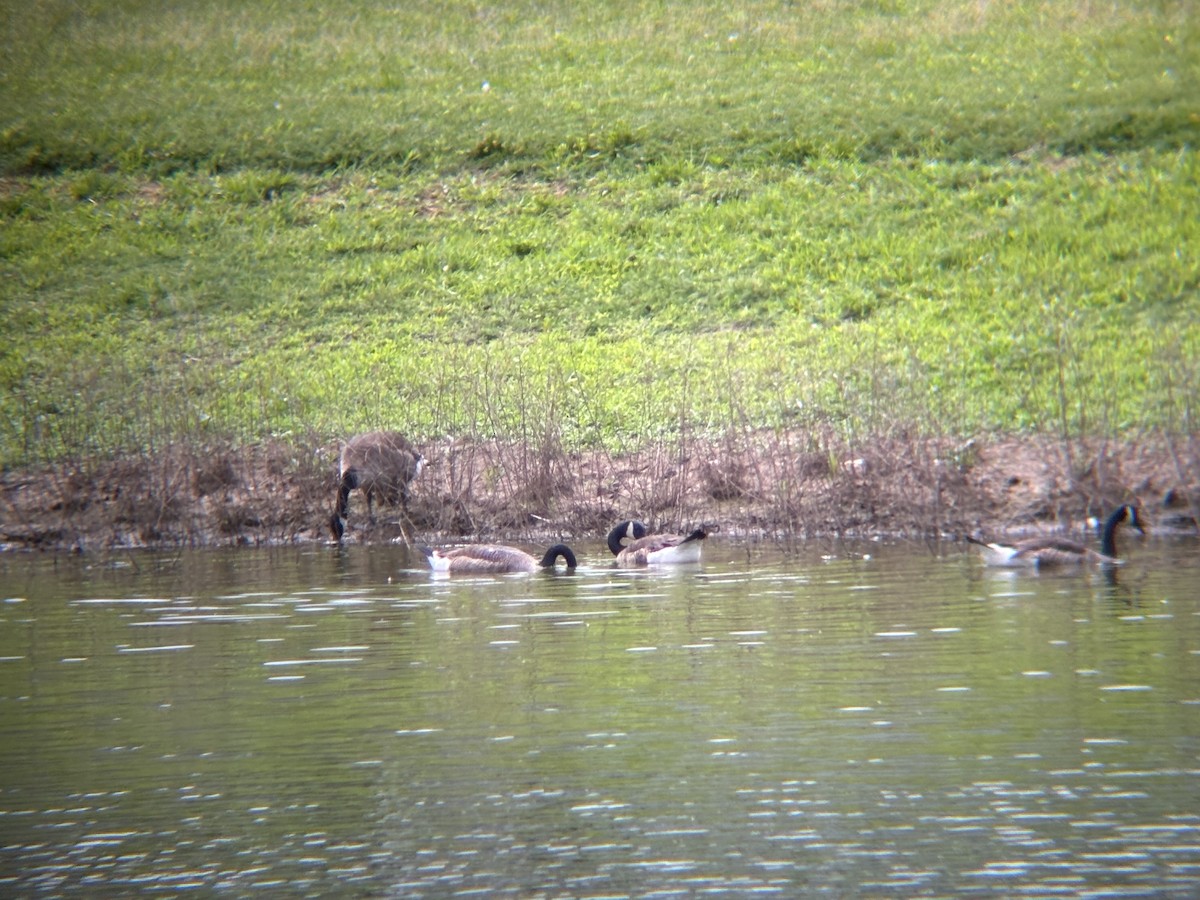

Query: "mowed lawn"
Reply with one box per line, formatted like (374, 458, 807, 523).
(1, 0, 1197, 466)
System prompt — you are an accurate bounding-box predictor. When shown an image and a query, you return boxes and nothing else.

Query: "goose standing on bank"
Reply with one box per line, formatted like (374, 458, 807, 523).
(330, 431, 425, 542)
(966, 504, 1145, 568)
(606, 520, 709, 567)
(420, 542, 577, 575)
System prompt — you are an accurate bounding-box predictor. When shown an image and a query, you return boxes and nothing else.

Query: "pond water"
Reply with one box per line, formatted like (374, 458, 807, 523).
(1, 535, 1198, 898)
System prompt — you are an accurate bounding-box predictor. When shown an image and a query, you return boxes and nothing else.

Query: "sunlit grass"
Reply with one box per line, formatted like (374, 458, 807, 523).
(0, 0, 1197, 468)
(3, 0, 1195, 172)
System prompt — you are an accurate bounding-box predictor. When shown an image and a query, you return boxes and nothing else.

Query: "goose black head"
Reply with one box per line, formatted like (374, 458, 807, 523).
(606, 520, 648, 556)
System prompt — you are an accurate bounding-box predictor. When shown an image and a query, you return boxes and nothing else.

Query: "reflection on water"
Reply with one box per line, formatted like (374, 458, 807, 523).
(0, 537, 1197, 896)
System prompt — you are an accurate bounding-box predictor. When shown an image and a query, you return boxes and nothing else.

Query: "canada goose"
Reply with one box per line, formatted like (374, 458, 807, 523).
(966, 505, 1145, 568)
(329, 431, 425, 542)
(606, 520, 708, 567)
(420, 542, 577, 574)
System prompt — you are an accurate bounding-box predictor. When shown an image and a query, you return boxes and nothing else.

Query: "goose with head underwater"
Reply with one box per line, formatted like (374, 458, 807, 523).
(966, 504, 1145, 568)
(606, 520, 709, 567)
(329, 431, 425, 542)
(421, 542, 577, 575)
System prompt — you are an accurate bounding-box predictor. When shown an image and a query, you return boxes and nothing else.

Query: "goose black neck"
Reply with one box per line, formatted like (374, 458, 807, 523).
(1100, 506, 1128, 558)
(540, 544, 578, 569)
(330, 472, 357, 541)
(606, 520, 647, 556)
(335, 472, 355, 520)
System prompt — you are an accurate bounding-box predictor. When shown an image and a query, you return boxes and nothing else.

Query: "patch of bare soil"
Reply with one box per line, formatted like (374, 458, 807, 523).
(1, 431, 1196, 553)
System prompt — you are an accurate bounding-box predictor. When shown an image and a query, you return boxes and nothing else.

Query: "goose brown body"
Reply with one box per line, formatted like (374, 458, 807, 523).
(421, 543, 577, 574)
(330, 431, 424, 541)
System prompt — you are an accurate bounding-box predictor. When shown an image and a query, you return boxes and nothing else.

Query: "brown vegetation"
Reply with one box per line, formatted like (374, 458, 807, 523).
(1, 432, 1196, 553)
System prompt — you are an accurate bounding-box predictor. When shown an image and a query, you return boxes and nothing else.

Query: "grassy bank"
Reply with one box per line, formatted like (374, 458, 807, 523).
(2, 0, 1198, 478)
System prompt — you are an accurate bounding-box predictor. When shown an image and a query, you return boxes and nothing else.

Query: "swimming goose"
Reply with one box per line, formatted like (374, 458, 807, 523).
(330, 431, 425, 541)
(606, 520, 708, 567)
(421, 542, 577, 574)
(966, 505, 1145, 568)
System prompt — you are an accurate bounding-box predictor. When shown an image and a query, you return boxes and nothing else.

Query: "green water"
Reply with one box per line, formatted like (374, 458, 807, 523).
(1, 537, 1197, 897)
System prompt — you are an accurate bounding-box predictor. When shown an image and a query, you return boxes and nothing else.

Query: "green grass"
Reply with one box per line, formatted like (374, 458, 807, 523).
(1, 0, 1198, 467)
(3, 1, 1196, 172)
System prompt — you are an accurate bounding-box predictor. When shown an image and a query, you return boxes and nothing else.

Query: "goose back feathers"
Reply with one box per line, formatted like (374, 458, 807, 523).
(422, 543, 577, 574)
(330, 431, 425, 541)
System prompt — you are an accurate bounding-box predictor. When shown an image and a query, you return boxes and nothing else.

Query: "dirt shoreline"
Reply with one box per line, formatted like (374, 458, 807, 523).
(1, 431, 1197, 553)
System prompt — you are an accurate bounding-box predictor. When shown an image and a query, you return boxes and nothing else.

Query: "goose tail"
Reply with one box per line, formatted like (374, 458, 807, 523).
(419, 546, 452, 572)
